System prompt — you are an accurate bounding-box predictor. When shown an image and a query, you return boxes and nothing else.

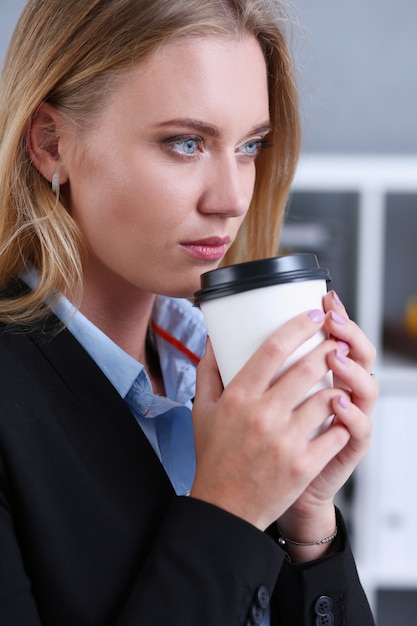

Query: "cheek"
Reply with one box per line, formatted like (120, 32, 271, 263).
(238, 164, 257, 220)
(246, 167, 257, 203)
(67, 155, 194, 251)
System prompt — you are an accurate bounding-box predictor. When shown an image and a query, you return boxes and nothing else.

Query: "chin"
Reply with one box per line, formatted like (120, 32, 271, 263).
(155, 262, 219, 300)
(156, 282, 199, 301)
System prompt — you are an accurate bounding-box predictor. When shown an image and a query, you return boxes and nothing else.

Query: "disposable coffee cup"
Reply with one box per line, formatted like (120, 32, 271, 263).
(194, 254, 333, 435)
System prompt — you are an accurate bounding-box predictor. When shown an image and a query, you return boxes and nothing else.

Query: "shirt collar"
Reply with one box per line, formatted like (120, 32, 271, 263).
(21, 268, 207, 403)
(55, 296, 141, 398)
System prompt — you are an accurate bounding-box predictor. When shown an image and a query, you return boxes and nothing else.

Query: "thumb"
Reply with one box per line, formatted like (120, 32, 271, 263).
(194, 338, 223, 414)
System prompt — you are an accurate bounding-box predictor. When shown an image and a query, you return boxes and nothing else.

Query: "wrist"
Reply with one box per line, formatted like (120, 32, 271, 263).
(276, 503, 337, 563)
(277, 526, 338, 548)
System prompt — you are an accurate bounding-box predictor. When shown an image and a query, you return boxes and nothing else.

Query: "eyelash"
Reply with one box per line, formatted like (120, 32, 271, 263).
(165, 136, 203, 157)
(163, 135, 273, 161)
(243, 140, 273, 158)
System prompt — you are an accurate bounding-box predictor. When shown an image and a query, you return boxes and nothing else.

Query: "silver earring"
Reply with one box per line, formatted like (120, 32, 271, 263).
(51, 171, 60, 196)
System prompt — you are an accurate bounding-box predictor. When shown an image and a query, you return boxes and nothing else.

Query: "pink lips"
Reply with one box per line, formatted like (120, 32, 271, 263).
(181, 237, 230, 261)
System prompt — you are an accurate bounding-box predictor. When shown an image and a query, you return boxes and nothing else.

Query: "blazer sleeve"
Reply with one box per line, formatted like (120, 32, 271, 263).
(271, 508, 376, 625)
(115, 496, 285, 625)
(0, 482, 285, 626)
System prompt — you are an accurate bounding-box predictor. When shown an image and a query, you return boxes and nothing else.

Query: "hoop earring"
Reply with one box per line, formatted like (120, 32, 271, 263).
(51, 171, 60, 197)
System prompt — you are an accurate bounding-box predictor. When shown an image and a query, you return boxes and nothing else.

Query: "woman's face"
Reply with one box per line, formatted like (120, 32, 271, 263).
(59, 35, 270, 299)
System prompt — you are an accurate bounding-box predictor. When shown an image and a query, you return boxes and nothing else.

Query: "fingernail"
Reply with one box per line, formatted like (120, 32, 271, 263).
(332, 290, 342, 305)
(331, 310, 346, 325)
(308, 309, 325, 323)
(336, 349, 348, 364)
(336, 340, 350, 352)
(338, 394, 350, 409)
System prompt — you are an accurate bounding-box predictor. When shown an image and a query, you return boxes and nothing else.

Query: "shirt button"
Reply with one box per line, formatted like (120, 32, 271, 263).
(315, 614, 334, 626)
(255, 585, 270, 609)
(250, 604, 264, 625)
(315, 595, 333, 616)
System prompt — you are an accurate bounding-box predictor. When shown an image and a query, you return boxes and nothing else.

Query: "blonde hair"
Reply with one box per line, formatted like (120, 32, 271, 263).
(0, 0, 300, 325)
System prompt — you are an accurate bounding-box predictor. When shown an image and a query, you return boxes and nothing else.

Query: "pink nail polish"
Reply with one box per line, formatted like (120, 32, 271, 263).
(332, 290, 342, 305)
(338, 394, 350, 409)
(308, 309, 325, 323)
(336, 340, 350, 352)
(336, 349, 348, 364)
(331, 310, 345, 325)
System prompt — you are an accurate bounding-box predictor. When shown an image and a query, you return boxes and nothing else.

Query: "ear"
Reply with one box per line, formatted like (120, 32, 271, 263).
(26, 102, 69, 185)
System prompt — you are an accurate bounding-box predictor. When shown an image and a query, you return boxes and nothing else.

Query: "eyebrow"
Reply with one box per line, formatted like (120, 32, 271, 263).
(153, 118, 273, 138)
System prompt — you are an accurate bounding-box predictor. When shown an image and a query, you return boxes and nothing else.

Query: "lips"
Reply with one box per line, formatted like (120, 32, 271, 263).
(181, 236, 231, 261)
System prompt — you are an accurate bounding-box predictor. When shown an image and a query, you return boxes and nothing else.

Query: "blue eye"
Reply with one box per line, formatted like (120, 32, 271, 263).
(238, 139, 272, 160)
(242, 141, 259, 155)
(172, 137, 200, 154)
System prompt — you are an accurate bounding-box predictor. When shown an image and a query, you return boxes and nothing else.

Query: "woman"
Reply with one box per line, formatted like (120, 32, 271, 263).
(0, 1, 377, 624)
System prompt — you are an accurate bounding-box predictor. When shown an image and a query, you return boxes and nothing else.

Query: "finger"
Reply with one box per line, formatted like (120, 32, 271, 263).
(291, 386, 337, 440)
(326, 312, 376, 371)
(235, 309, 326, 393)
(194, 338, 223, 413)
(304, 391, 369, 472)
(323, 290, 347, 313)
(328, 348, 378, 416)
(265, 336, 335, 410)
(331, 393, 373, 459)
(323, 291, 376, 372)
(301, 418, 351, 477)
(300, 397, 370, 505)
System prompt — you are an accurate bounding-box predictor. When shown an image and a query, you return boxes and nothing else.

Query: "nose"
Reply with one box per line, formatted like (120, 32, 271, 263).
(197, 154, 253, 218)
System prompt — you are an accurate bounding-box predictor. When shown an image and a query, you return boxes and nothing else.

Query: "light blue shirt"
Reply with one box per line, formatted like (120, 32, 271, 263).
(54, 292, 207, 496)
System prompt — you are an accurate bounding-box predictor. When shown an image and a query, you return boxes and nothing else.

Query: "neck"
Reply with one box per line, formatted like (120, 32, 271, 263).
(77, 273, 157, 364)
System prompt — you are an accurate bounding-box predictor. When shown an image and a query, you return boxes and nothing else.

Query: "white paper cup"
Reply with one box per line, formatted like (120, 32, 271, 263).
(194, 254, 333, 436)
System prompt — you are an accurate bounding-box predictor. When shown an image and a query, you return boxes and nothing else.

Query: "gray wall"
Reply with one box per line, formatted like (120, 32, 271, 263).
(1, 0, 417, 154)
(0, 1, 24, 65)
(291, 0, 417, 153)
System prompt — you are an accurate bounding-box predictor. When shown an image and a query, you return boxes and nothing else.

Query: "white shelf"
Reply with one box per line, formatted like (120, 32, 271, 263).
(292, 155, 417, 192)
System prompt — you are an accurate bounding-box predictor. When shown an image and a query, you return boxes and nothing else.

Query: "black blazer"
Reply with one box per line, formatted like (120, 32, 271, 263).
(0, 313, 375, 625)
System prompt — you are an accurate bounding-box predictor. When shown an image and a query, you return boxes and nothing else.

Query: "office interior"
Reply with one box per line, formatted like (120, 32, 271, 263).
(1, 1, 417, 623)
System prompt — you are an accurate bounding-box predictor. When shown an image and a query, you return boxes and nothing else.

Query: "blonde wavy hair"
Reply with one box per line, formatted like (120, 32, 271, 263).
(0, 0, 300, 325)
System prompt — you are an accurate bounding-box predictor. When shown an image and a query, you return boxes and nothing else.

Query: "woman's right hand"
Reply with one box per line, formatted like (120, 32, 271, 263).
(190, 309, 353, 531)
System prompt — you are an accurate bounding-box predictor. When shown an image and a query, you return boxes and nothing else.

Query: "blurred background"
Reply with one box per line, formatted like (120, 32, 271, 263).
(1, 1, 417, 623)
(4, 0, 417, 153)
(292, 0, 417, 155)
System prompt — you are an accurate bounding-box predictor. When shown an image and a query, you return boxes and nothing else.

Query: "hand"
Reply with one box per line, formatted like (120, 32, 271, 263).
(191, 297, 374, 534)
(277, 290, 378, 560)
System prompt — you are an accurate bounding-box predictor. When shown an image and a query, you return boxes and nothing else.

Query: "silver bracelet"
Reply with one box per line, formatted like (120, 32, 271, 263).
(277, 526, 338, 548)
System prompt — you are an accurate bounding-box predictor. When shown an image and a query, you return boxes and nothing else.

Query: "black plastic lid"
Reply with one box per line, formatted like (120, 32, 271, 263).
(194, 253, 330, 305)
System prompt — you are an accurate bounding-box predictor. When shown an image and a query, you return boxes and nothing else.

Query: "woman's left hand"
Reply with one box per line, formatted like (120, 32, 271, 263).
(277, 290, 378, 560)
